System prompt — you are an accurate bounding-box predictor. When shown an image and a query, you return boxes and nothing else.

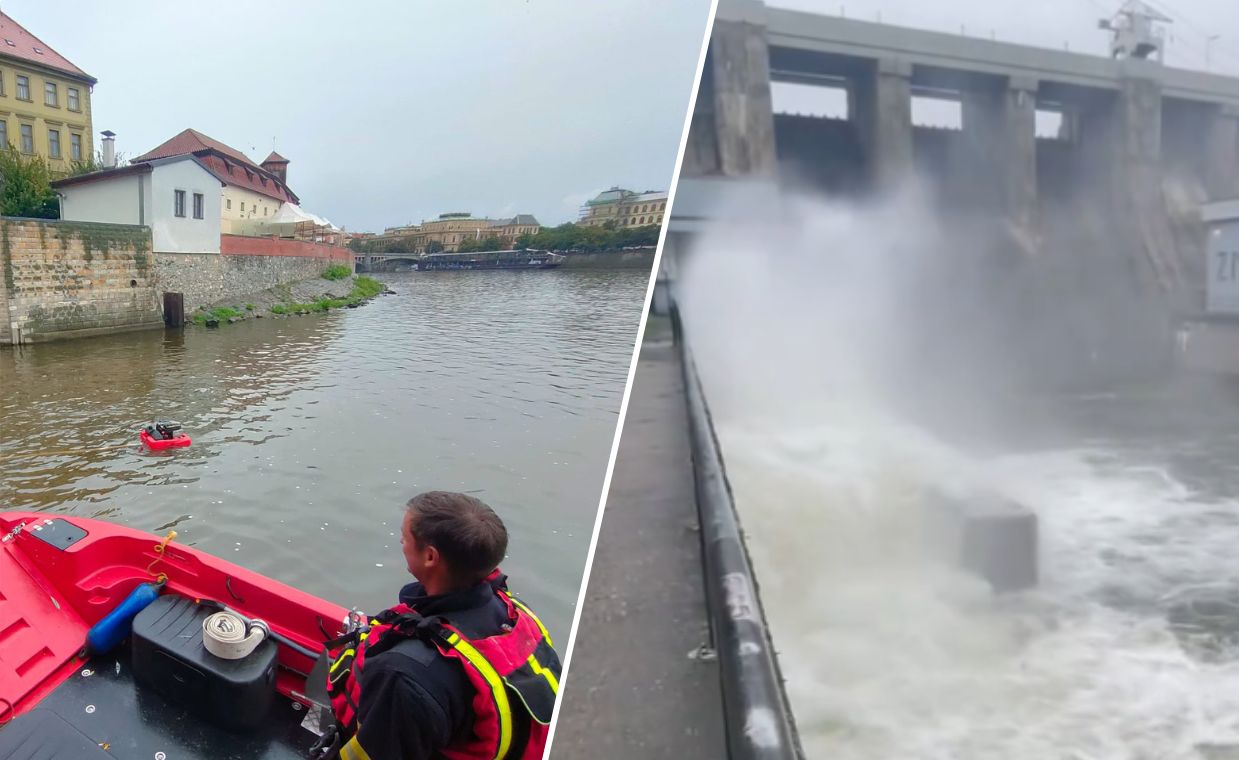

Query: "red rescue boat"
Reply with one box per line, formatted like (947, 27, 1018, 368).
(140, 420, 192, 450)
(0, 511, 349, 759)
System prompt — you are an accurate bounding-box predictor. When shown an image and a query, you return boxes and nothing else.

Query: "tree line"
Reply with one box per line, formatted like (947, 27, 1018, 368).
(350, 222, 661, 255)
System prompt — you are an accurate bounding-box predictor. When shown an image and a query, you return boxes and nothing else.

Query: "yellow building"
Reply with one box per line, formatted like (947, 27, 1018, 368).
(0, 12, 96, 174)
(377, 213, 542, 252)
(580, 187, 667, 228)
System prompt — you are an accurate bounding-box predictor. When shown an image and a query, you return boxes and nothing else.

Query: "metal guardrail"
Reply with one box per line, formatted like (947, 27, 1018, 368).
(670, 300, 802, 760)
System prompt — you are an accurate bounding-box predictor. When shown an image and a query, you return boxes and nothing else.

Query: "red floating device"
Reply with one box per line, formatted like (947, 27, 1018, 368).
(140, 421, 192, 450)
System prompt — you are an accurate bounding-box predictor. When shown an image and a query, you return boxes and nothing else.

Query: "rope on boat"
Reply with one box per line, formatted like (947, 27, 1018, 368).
(203, 609, 270, 660)
(145, 530, 177, 583)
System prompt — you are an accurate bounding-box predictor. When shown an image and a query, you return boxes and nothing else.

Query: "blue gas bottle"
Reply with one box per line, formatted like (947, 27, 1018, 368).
(85, 580, 164, 656)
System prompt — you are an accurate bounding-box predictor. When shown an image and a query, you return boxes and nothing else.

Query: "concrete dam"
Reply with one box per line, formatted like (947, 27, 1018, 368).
(640, 3, 1239, 759)
(682, 0, 1239, 388)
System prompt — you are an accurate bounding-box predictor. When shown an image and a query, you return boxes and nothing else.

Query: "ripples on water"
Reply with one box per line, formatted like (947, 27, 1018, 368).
(0, 270, 648, 638)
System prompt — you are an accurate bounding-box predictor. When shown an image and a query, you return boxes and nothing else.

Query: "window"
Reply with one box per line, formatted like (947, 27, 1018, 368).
(193, 193, 204, 220)
(44, 81, 57, 107)
(0, 121, 6, 149)
(0, 70, 5, 97)
(70, 133, 81, 160)
(16, 74, 28, 100)
(67, 88, 79, 111)
(174, 190, 186, 218)
(263, 207, 267, 216)
(240, 202, 245, 213)
(19, 123, 33, 153)
(47, 129, 60, 158)
(226, 199, 232, 210)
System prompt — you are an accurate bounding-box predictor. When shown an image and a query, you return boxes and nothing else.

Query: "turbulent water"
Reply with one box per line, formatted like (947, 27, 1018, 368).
(681, 190, 1239, 760)
(719, 393, 1239, 760)
(0, 269, 648, 639)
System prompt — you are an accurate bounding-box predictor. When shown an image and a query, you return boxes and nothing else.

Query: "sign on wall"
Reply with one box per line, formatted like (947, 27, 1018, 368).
(1208, 219, 1239, 315)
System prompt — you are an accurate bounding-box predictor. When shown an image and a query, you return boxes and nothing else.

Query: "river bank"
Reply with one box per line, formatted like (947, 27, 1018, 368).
(190, 270, 386, 326)
(557, 247, 655, 269)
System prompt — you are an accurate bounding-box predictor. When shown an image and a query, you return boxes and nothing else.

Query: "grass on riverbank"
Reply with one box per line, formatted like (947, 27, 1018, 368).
(321, 264, 352, 281)
(270, 276, 383, 315)
(192, 306, 242, 325)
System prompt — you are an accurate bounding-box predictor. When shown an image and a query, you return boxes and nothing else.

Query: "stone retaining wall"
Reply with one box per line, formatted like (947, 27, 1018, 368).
(158, 236, 354, 312)
(558, 249, 656, 269)
(1, 218, 162, 344)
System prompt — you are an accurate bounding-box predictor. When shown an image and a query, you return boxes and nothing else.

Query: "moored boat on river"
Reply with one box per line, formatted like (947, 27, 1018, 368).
(416, 250, 564, 271)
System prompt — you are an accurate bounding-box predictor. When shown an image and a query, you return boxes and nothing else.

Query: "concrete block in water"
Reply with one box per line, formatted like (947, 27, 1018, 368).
(927, 491, 1038, 593)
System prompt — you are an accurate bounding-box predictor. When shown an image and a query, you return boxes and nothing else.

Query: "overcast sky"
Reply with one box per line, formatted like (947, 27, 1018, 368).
(766, 0, 1239, 123)
(8, 0, 713, 231)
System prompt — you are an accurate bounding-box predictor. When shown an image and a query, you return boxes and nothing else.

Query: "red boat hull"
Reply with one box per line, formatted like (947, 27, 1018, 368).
(140, 430, 192, 450)
(0, 511, 347, 724)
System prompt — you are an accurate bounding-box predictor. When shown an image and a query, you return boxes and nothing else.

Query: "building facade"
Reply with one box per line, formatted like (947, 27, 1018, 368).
(580, 187, 667, 228)
(52, 155, 225, 254)
(374, 212, 542, 253)
(131, 129, 298, 234)
(0, 12, 95, 174)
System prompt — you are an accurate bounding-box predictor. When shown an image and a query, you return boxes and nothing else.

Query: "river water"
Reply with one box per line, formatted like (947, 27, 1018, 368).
(680, 194, 1239, 760)
(0, 269, 649, 641)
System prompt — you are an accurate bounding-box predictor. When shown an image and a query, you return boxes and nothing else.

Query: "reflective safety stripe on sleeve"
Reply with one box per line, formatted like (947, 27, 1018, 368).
(446, 631, 513, 760)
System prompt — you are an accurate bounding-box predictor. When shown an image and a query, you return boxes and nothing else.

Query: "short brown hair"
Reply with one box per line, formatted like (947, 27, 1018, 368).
(405, 491, 508, 585)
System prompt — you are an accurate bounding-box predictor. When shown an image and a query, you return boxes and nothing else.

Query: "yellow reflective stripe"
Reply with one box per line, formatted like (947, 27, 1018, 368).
(340, 734, 372, 760)
(329, 648, 355, 678)
(527, 653, 559, 693)
(510, 597, 553, 648)
(447, 632, 513, 760)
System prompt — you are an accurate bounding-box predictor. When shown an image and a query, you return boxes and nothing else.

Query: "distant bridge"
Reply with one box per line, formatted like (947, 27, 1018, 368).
(354, 252, 419, 272)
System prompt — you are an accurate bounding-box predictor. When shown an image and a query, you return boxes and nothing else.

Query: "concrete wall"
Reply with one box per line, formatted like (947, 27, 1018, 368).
(1207, 217, 1239, 314)
(559, 249, 657, 269)
(156, 236, 353, 312)
(148, 160, 222, 254)
(59, 173, 144, 225)
(1, 218, 161, 345)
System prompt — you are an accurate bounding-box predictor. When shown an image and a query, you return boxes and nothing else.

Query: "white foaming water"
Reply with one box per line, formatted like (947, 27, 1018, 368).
(722, 418, 1239, 760)
(680, 189, 1239, 759)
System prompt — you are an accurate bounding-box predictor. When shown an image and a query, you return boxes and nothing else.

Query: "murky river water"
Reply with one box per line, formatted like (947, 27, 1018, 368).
(0, 269, 648, 640)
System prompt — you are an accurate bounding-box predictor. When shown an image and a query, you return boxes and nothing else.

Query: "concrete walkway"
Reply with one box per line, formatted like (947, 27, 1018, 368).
(549, 325, 726, 759)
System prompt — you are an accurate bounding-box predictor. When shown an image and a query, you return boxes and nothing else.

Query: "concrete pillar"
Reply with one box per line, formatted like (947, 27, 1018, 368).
(1118, 75, 1183, 299)
(682, 73, 722, 176)
(926, 491, 1038, 593)
(708, 1, 778, 178)
(962, 76, 1038, 233)
(1204, 105, 1239, 200)
(853, 58, 913, 192)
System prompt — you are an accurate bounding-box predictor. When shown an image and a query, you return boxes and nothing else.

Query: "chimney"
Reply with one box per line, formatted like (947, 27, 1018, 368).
(261, 151, 289, 184)
(101, 130, 116, 168)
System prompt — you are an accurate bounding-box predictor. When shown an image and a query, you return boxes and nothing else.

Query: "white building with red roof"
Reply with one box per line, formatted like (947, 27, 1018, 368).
(130, 128, 299, 234)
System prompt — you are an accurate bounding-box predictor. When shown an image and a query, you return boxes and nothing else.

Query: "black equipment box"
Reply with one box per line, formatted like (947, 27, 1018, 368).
(131, 595, 277, 731)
